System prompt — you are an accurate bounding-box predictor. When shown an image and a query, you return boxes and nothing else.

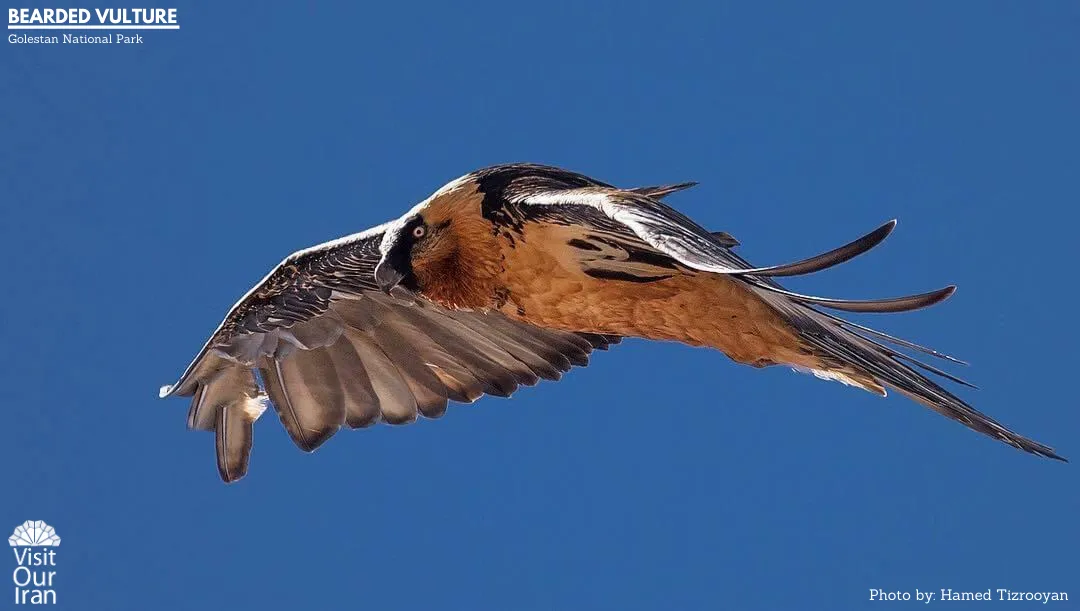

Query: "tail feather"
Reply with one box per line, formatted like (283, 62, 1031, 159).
(755, 288, 1065, 461)
(816, 308, 968, 365)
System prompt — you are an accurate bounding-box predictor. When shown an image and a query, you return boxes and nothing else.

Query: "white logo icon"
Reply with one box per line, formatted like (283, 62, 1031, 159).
(8, 520, 61, 547)
(10, 520, 60, 605)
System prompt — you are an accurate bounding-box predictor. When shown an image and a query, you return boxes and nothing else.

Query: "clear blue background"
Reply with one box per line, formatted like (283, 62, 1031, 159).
(2, 2, 1076, 609)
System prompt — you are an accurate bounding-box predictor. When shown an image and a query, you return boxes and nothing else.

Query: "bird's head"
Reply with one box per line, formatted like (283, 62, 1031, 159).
(374, 211, 453, 295)
(375, 174, 502, 308)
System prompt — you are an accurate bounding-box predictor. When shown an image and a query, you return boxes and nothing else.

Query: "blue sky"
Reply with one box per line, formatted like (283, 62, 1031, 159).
(2, 1, 1077, 609)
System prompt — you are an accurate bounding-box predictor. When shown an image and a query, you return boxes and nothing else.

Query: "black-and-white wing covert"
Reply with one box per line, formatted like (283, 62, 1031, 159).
(159, 224, 619, 482)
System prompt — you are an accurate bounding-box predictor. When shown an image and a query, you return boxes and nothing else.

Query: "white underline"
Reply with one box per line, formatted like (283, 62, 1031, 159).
(8, 25, 179, 30)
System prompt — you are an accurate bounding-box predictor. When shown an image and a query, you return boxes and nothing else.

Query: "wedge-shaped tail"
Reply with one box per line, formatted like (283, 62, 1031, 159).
(752, 287, 1065, 461)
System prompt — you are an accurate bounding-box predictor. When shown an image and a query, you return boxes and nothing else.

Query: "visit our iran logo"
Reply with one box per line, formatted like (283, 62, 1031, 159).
(9, 521, 60, 606)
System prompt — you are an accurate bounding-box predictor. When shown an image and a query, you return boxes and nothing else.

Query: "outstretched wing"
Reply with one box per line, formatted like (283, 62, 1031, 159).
(160, 223, 619, 482)
(475, 164, 1062, 460)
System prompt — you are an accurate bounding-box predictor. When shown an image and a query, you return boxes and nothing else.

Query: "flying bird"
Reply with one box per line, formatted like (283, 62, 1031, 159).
(160, 163, 1063, 481)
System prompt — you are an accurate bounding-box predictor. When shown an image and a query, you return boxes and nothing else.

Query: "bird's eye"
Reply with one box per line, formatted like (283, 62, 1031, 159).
(412, 225, 427, 239)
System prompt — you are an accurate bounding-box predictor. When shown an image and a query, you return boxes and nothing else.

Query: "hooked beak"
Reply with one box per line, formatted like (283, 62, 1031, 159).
(374, 260, 405, 294)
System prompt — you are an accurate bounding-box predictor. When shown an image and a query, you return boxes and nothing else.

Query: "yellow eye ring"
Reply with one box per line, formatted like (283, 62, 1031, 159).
(412, 225, 426, 239)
